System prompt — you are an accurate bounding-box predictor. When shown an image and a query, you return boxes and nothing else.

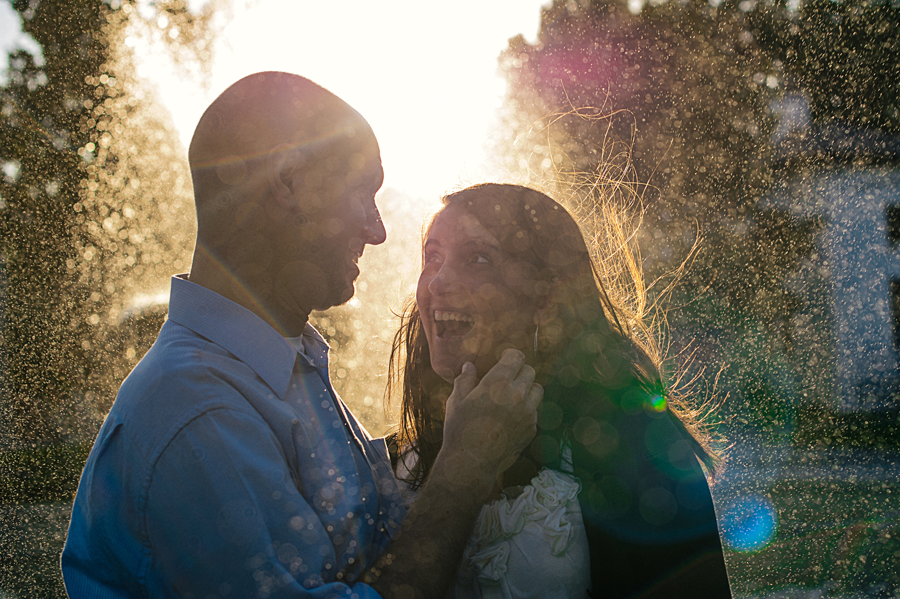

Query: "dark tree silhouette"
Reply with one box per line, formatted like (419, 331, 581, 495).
(750, 0, 900, 134)
(0, 0, 209, 446)
(499, 0, 899, 427)
(1, 1, 110, 444)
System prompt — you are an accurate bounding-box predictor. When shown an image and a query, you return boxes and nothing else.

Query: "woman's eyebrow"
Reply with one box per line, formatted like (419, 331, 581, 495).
(464, 239, 501, 251)
(422, 237, 500, 252)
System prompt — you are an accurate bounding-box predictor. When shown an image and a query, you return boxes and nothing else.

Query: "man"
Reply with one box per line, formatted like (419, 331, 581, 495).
(62, 72, 542, 599)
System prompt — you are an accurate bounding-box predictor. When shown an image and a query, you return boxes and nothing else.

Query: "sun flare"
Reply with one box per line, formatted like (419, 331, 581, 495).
(131, 0, 547, 205)
(108, 0, 551, 433)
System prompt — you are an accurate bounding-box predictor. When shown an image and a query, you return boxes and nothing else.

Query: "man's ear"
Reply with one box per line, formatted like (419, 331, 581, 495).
(267, 144, 300, 210)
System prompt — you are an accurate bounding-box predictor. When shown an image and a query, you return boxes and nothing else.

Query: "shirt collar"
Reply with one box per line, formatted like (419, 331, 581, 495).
(165, 274, 298, 397)
(285, 324, 330, 371)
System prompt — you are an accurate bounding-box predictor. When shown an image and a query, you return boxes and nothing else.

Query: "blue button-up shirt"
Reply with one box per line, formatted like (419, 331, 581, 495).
(62, 275, 404, 599)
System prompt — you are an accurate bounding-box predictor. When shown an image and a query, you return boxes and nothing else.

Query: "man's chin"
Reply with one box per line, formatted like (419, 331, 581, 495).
(321, 284, 355, 310)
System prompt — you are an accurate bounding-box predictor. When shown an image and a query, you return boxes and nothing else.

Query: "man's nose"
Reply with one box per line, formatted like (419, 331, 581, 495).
(363, 205, 387, 246)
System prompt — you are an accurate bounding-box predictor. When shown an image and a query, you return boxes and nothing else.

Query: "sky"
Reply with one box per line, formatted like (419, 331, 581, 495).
(127, 0, 551, 205)
(1, 0, 550, 203)
(0, 0, 42, 80)
(0, 0, 551, 302)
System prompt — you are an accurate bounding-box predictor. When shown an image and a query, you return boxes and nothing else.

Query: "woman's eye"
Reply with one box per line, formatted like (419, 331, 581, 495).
(423, 252, 441, 265)
(473, 254, 491, 265)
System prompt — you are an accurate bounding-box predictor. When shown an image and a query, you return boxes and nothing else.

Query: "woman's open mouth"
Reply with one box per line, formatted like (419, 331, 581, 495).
(434, 311, 475, 339)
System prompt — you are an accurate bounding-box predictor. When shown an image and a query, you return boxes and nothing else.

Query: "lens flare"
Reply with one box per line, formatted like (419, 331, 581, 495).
(648, 394, 666, 412)
(720, 493, 779, 552)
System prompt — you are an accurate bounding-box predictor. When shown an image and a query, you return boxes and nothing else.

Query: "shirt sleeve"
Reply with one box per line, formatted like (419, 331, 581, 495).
(146, 407, 383, 599)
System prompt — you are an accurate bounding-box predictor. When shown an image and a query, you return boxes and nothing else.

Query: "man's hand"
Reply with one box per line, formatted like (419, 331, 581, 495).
(441, 349, 543, 480)
(367, 349, 543, 599)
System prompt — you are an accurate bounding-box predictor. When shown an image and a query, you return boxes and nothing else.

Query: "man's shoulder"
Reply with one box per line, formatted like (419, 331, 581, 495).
(106, 320, 270, 459)
(120, 320, 252, 398)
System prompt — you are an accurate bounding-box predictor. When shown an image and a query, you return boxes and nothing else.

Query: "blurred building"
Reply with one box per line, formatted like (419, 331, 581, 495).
(0, 251, 7, 449)
(761, 95, 900, 414)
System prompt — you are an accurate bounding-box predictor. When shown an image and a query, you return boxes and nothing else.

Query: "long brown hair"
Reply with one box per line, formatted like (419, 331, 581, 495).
(387, 183, 718, 489)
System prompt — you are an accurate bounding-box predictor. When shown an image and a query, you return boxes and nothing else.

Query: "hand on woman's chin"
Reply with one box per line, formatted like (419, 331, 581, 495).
(472, 344, 522, 381)
(431, 356, 472, 383)
(431, 364, 457, 384)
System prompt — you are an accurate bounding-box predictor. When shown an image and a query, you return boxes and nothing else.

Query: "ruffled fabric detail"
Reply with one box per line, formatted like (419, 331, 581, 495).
(468, 541, 510, 581)
(461, 469, 582, 583)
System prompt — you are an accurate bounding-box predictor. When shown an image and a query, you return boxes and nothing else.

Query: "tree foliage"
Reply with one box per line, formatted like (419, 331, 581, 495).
(1, 0, 109, 443)
(0, 0, 210, 445)
(750, 0, 900, 133)
(498, 0, 899, 423)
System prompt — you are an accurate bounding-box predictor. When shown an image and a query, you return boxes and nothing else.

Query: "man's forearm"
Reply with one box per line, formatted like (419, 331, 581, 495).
(365, 448, 496, 599)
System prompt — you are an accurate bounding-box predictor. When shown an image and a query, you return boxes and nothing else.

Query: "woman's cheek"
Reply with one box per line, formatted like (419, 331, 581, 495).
(486, 282, 502, 301)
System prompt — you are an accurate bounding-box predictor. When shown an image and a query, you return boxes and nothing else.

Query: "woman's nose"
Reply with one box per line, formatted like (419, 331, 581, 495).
(428, 263, 459, 295)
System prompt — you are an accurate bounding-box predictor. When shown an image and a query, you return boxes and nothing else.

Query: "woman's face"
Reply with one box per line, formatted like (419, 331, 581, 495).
(416, 203, 542, 382)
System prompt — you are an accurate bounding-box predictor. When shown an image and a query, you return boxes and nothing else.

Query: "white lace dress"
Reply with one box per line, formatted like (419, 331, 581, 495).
(397, 454, 591, 599)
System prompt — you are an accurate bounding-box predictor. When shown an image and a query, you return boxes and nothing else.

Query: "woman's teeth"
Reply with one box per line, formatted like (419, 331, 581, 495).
(434, 311, 475, 337)
(434, 311, 474, 324)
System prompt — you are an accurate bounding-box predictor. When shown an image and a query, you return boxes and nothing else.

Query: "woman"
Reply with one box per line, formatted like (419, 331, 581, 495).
(388, 184, 730, 598)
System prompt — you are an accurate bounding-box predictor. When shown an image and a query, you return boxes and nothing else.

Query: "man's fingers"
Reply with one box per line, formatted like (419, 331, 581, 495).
(498, 347, 526, 367)
(512, 364, 536, 389)
(480, 349, 525, 384)
(525, 382, 544, 414)
(444, 351, 543, 479)
(450, 362, 478, 404)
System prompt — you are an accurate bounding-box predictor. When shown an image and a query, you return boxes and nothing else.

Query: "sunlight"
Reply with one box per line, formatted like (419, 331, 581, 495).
(115, 0, 551, 435)
(131, 0, 548, 205)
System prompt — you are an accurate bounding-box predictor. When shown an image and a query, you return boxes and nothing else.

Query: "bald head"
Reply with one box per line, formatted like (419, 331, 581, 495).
(189, 72, 375, 226)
